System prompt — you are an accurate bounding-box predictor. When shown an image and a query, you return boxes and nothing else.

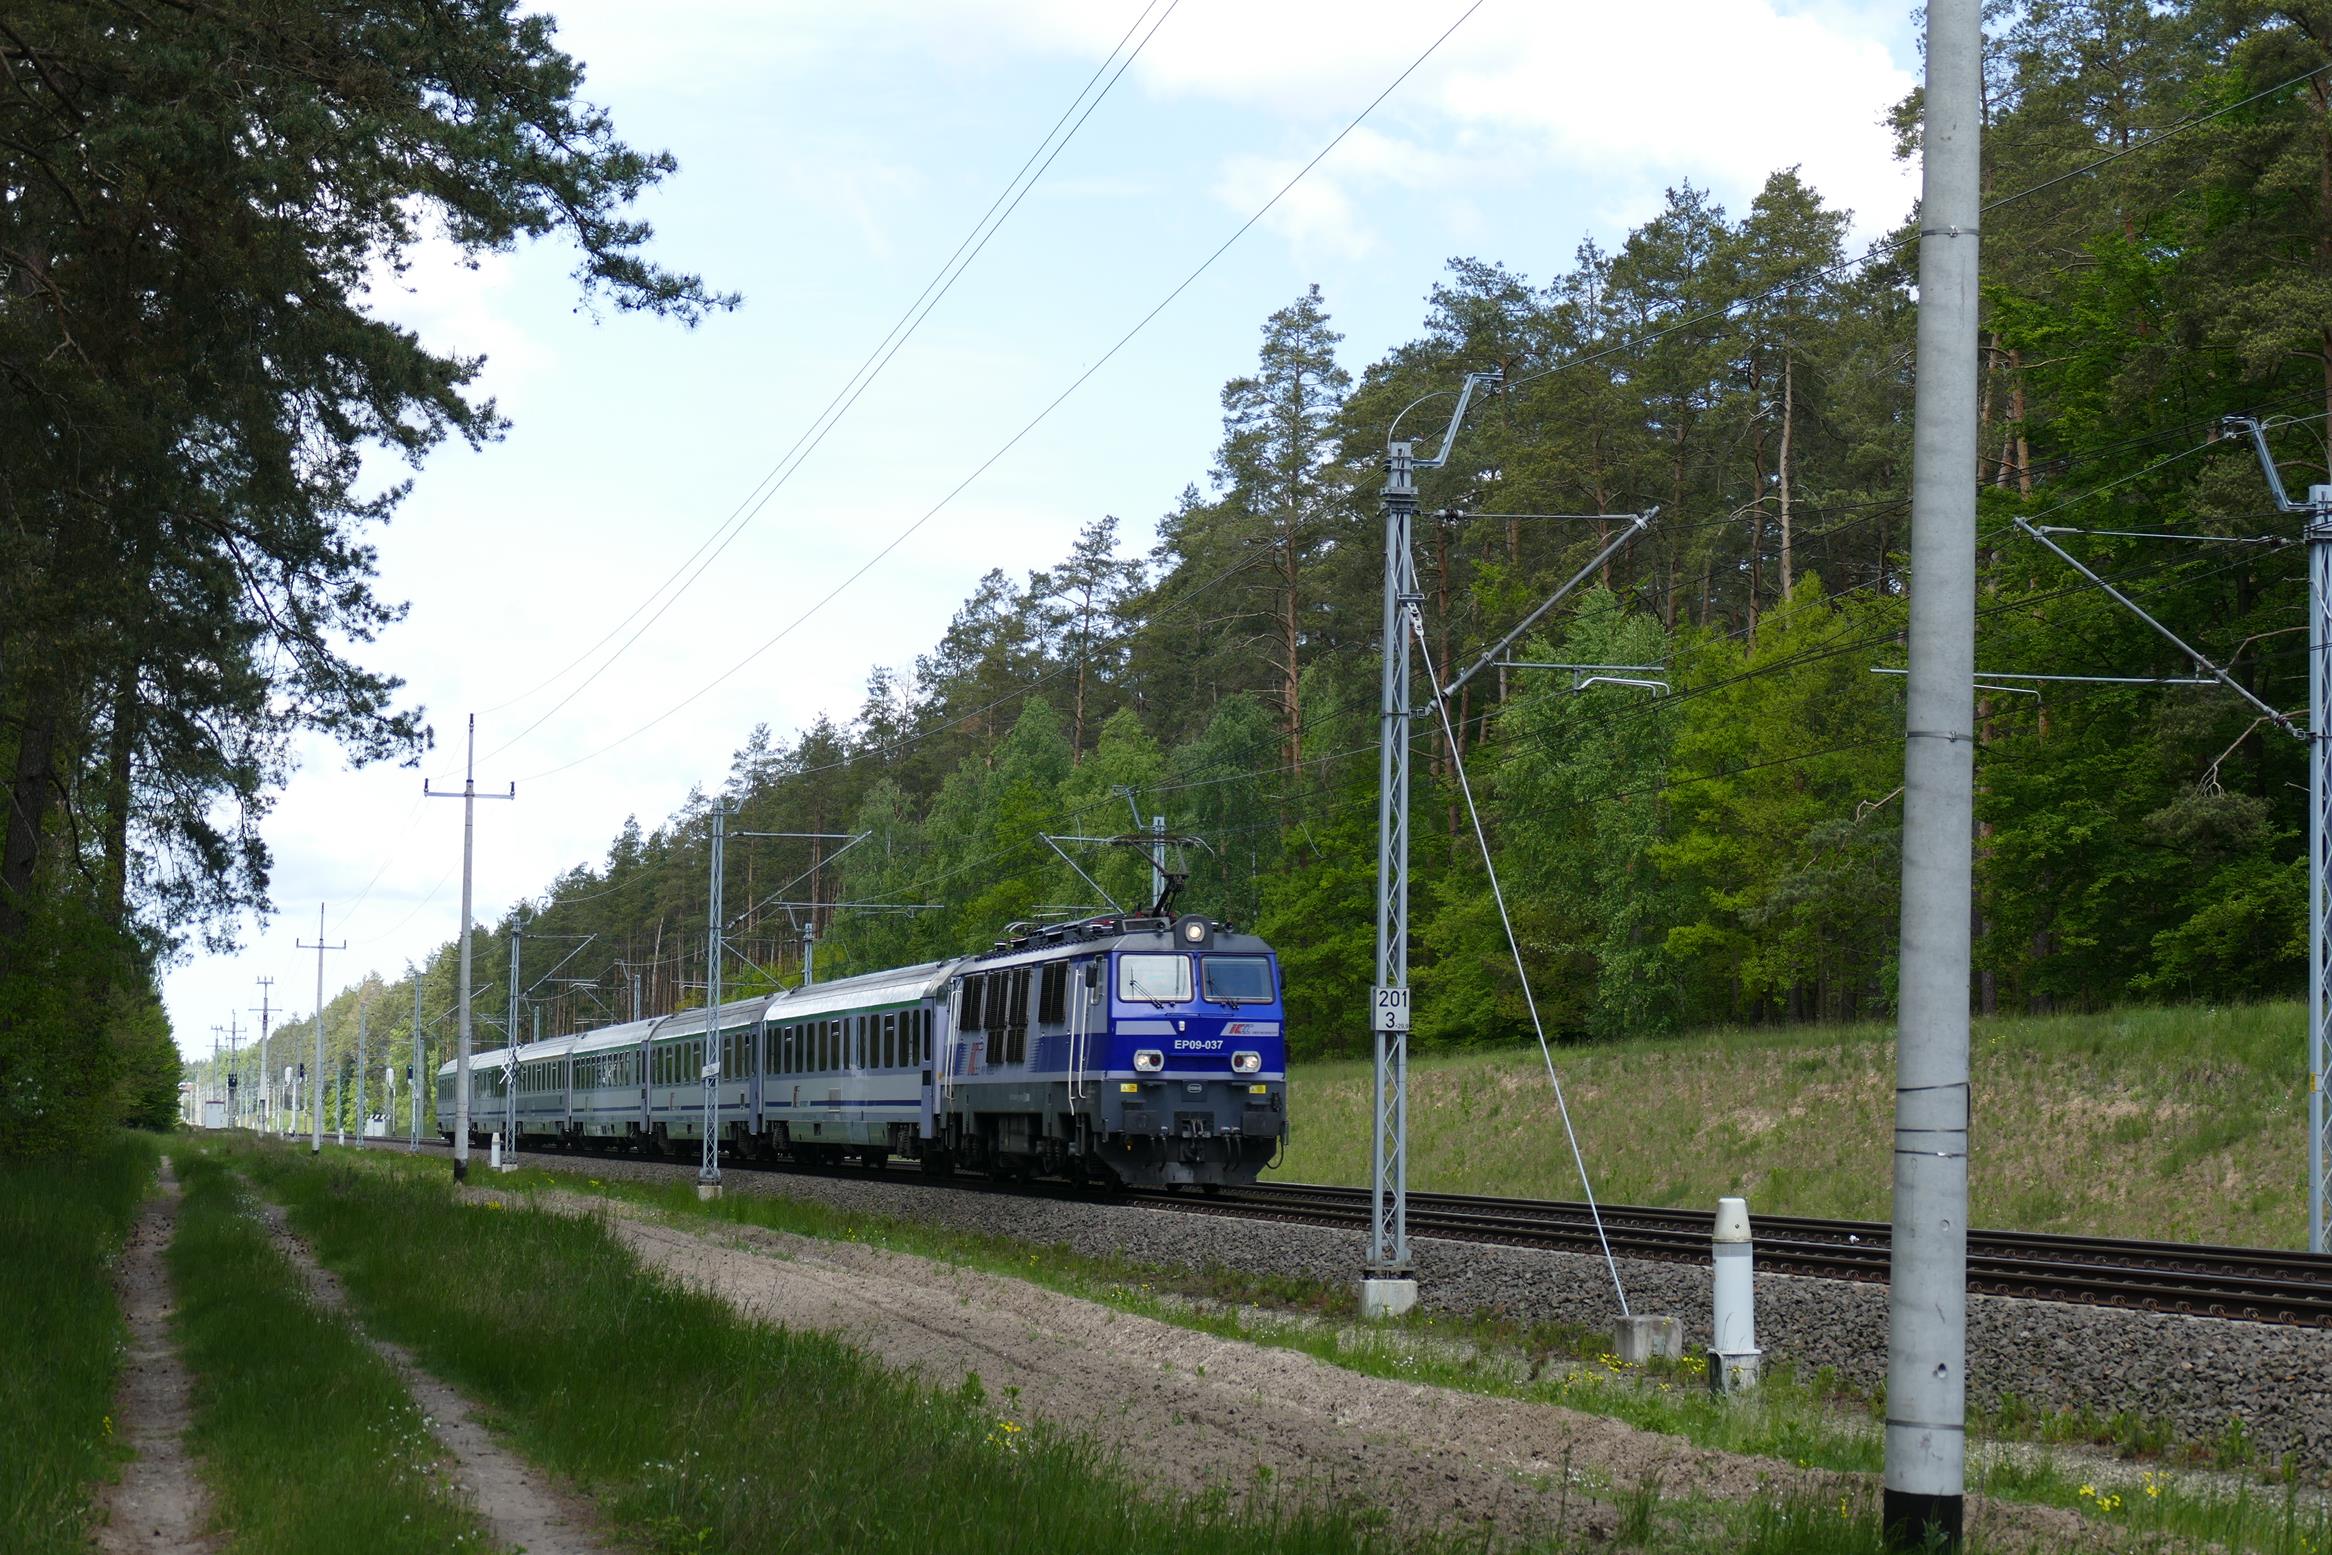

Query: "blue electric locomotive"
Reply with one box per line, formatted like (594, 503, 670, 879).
(440, 911, 1286, 1190)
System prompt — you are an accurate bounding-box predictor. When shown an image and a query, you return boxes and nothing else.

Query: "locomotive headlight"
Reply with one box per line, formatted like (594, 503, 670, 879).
(1133, 1049, 1164, 1073)
(1231, 1050, 1261, 1075)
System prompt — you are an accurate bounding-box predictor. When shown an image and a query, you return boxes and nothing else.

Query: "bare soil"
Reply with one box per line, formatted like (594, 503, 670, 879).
(90, 1156, 218, 1554)
(244, 1191, 618, 1555)
(509, 1187, 2105, 1552)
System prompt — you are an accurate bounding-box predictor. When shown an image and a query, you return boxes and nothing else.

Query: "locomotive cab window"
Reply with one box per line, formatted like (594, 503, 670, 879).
(1201, 956, 1275, 1005)
(1117, 954, 1191, 1004)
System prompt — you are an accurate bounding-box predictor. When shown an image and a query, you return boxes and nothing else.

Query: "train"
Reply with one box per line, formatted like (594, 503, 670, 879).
(437, 910, 1286, 1190)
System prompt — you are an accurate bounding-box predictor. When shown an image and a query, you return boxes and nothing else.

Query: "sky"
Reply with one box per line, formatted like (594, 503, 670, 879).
(164, 0, 1924, 1060)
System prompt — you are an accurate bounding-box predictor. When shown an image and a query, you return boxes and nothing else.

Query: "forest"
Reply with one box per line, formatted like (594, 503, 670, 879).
(7, 5, 2332, 1142)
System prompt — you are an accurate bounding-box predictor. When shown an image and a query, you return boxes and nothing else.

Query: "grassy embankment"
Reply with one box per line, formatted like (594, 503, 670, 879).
(169, 1147, 494, 1553)
(322, 1144, 2329, 1552)
(1276, 1002, 2305, 1246)
(234, 1139, 1455, 1555)
(234, 1136, 2018, 1555)
(0, 1131, 157, 1554)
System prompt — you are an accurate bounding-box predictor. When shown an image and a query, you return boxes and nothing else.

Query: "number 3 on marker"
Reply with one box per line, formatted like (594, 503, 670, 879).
(1372, 985, 1411, 1033)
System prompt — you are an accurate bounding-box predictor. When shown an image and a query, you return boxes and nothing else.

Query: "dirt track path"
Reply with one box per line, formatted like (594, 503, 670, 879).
(92, 1156, 217, 1554)
(245, 1193, 619, 1555)
(526, 1190, 2098, 1551)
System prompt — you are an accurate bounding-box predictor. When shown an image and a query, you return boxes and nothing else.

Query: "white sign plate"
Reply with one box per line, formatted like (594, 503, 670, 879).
(1372, 985, 1411, 1033)
(700, 1061, 721, 1079)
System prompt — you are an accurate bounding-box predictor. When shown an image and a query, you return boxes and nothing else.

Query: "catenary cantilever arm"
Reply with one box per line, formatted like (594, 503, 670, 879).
(1437, 510, 1656, 704)
(1409, 369, 1503, 470)
(2223, 415, 2309, 513)
(2012, 517, 2297, 733)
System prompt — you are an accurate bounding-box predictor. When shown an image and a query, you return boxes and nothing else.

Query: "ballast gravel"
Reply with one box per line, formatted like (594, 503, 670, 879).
(454, 1144, 2332, 1468)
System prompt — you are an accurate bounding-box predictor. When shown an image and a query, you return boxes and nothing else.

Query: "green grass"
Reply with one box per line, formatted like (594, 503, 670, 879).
(1275, 1002, 2308, 1246)
(228, 1140, 1481, 1555)
(341, 1147, 2324, 1550)
(0, 1131, 158, 1555)
(168, 1149, 495, 1554)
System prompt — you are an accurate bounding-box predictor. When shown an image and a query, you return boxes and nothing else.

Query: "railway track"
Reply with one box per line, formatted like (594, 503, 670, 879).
(362, 1134, 2332, 1328)
(1137, 1181, 2332, 1328)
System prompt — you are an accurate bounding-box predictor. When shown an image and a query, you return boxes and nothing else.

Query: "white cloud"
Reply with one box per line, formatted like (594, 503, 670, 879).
(1215, 125, 1455, 258)
(360, 238, 543, 402)
(923, 0, 1918, 249)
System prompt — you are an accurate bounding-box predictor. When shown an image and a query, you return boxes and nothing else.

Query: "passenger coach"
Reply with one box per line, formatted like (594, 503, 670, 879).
(440, 912, 1287, 1190)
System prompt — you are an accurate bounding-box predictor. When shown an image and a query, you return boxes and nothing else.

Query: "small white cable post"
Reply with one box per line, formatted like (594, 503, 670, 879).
(1710, 1197, 1761, 1394)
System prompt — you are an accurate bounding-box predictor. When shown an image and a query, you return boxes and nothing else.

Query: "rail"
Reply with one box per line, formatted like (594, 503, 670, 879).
(374, 1138, 2332, 1328)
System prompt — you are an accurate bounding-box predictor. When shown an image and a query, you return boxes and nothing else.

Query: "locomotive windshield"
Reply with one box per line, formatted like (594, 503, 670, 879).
(1117, 953, 1192, 1004)
(1200, 956, 1274, 1004)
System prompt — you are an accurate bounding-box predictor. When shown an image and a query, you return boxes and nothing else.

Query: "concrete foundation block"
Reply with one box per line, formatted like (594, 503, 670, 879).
(1612, 1313, 1682, 1363)
(1710, 1351, 1763, 1395)
(696, 1181, 723, 1202)
(1360, 1277, 1418, 1319)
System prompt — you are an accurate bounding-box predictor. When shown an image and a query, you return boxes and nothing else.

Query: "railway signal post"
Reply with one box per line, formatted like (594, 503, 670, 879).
(298, 903, 346, 1156)
(426, 714, 515, 1183)
(1886, 0, 1980, 1545)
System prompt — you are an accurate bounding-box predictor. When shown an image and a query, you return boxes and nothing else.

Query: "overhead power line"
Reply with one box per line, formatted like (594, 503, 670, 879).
(516, 0, 1494, 785)
(454, 0, 1183, 764)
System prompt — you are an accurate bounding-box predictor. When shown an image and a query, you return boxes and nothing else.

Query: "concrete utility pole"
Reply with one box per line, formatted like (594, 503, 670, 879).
(251, 979, 275, 1131)
(1886, 0, 1980, 1546)
(504, 912, 523, 1162)
(700, 799, 730, 1198)
(299, 904, 346, 1155)
(2223, 415, 2332, 1251)
(411, 976, 426, 1152)
(224, 1013, 242, 1127)
(425, 713, 515, 1183)
(354, 997, 369, 1147)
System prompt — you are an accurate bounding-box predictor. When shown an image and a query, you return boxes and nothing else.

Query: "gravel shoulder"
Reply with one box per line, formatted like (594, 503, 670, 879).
(500, 1183, 2103, 1552)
